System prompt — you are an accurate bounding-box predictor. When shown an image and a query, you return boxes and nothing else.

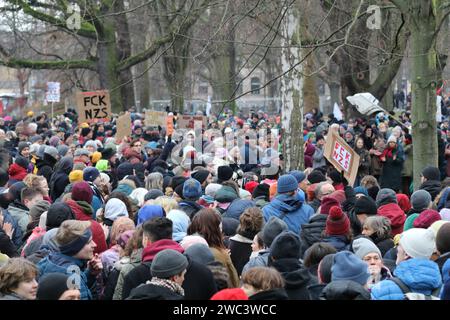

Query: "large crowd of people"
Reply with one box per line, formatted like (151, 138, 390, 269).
(0, 101, 450, 300)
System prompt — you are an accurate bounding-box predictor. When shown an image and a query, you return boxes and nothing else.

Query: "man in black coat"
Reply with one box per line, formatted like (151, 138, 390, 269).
(37, 146, 58, 183)
(419, 166, 442, 201)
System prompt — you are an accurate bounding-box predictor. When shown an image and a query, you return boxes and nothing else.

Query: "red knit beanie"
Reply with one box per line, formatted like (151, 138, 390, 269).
(326, 206, 350, 235)
(413, 209, 441, 229)
(210, 288, 249, 300)
(71, 181, 94, 203)
(320, 196, 340, 215)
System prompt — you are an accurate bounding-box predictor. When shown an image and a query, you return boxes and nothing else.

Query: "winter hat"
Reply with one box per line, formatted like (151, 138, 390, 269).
(57, 145, 69, 157)
(421, 166, 440, 181)
(151, 249, 188, 279)
(84, 140, 98, 151)
(104, 198, 128, 221)
(183, 178, 202, 201)
(71, 181, 93, 203)
(44, 146, 59, 160)
(191, 170, 210, 185)
(217, 166, 234, 183)
(222, 217, 239, 237)
(252, 183, 270, 201)
(37, 273, 72, 300)
(49, 136, 60, 147)
(117, 162, 134, 181)
(387, 135, 397, 144)
(330, 190, 346, 205)
(352, 237, 381, 260)
(354, 196, 378, 216)
(18, 141, 30, 154)
(331, 251, 370, 286)
(37, 144, 46, 159)
(30, 135, 43, 144)
(210, 288, 248, 300)
(436, 222, 450, 254)
(320, 196, 340, 215)
(95, 159, 109, 172)
(329, 170, 342, 184)
(354, 186, 368, 196)
(375, 188, 397, 207)
(403, 213, 419, 232)
(277, 174, 298, 194)
(15, 156, 30, 169)
(29, 200, 51, 223)
(307, 170, 326, 184)
(100, 173, 110, 184)
(289, 170, 306, 184)
(167, 209, 190, 242)
(367, 186, 380, 201)
(262, 216, 288, 247)
(83, 167, 100, 182)
(101, 148, 116, 160)
(8, 181, 27, 201)
(129, 188, 147, 207)
(74, 148, 90, 157)
(180, 235, 208, 250)
(144, 189, 164, 201)
(410, 190, 432, 211)
(440, 208, 450, 221)
(91, 152, 102, 164)
(46, 203, 74, 230)
(69, 170, 84, 183)
(59, 228, 92, 256)
(399, 228, 436, 259)
(239, 189, 252, 200)
(29, 143, 40, 156)
(184, 243, 215, 265)
(244, 181, 259, 195)
(428, 220, 449, 237)
(115, 182, 135, 196)
(413, 209, 441, 229)
(396, 194, 412, 214)
(137, 205, 165, 225)
(269, 231, 301, 260)
(204, 184, 221, 199)
(326, 206, 350, 236)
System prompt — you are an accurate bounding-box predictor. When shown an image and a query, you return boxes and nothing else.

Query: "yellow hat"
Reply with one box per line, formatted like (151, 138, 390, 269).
(91, 151, 102, 164)
(80, 122, 90, 129)
(69, 170, 84, 183)
(27, 111, 34, 117)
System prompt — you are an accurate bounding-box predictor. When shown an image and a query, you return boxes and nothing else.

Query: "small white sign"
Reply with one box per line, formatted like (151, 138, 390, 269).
(46, 82, 60, 102)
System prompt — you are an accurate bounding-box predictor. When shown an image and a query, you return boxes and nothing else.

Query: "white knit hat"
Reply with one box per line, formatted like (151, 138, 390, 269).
(399, 228, 436, 259)
(387, 135, 397, 144)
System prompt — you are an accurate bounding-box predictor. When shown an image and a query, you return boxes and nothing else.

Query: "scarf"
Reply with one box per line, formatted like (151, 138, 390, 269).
(147, 277, 185, 296)
(380, 145, 395, 159)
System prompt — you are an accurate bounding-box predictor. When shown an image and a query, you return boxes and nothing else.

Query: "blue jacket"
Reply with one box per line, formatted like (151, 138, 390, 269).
(223, 200, 256, 220)
(371, 258, 442, 300)
(1, 208, 23, 248)
(441, 259, 450, 299)
(322, 235, 350, 252)
(38, 252, 95, 300)
(262, 193, 314, 234)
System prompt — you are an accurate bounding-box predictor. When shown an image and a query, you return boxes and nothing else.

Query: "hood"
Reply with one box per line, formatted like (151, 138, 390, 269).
(55, 156, 74, 174)
(142, 239, 184, 262)
(8, 163, 27, 180)
(39, 252, 85, 274)
(304, 143, 316, 156)
(65, 199, 92, 221)
(320, 280, 370, 300)
(167, 211, 190, 242)
(223, 199, 256, 220)
(394, 258, 442, 293)
(419, 180, 442, 198)
(270, 194, 303, 213)
(377, 203, 406, 231)
(37, 153, 57, 168)
(41, 228, 60, 252)
(270, 258, 312, 290)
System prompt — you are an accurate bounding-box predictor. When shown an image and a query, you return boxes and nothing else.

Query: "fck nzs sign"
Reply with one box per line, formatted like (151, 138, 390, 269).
(76, 90, 112, 123)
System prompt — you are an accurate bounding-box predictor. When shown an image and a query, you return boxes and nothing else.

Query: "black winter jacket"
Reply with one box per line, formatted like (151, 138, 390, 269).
(319, 280, 370, 300)
(299, 214, 326, 258)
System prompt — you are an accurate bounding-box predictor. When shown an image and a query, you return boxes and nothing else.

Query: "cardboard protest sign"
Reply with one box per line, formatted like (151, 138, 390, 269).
(177, 115, 207, 129)
(145, 110, 167, 127)
(324, 132, 360, 186)
(76, 90, 111, 123)
(166, 115, 174, 136)
(116, 112, 132, 142)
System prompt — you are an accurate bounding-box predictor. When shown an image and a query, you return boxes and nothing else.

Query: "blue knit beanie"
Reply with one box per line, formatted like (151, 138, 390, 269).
(288, 170, 306, 184)
(331, 251, 370, 286)
(83, 167, 100, 182)
(183, 178, 202, 200)
(277, 174, 298, 194)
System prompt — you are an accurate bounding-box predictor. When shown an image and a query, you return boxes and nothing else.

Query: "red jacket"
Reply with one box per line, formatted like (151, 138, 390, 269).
(377, 203, 406, 236)
(141, 239, 184, 263)
(65, 199, 108, 254)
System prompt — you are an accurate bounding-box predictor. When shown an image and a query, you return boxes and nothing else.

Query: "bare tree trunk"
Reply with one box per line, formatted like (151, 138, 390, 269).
(281, 1, 304, 172)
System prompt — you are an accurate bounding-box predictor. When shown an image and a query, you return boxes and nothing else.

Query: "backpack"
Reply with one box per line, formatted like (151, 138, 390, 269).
(390, 277, 440, 300)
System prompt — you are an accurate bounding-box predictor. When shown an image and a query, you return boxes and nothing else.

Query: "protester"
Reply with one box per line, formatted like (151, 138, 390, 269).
(0, 257, 38, 300)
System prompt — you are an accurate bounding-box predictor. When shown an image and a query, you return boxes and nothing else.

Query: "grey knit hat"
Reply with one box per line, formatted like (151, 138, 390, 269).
(44, 146, 59, 160)
(151, 249, 188, 278)
(375, 188, 397, 208)
(411, 190, 432, 211)
(352, 237, 382, 260)
(262, 216, 288, 247)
